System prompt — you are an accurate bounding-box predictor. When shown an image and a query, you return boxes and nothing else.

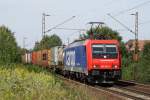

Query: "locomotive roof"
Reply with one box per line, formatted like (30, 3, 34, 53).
(66, 40, 86, 48)
(65, 39, 119, 49)
(89, 39, 119, 44)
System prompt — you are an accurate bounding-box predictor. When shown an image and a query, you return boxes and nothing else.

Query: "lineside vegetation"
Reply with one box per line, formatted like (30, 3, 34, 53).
(0, 64, 92, 100)
(122, 42, 150, 83)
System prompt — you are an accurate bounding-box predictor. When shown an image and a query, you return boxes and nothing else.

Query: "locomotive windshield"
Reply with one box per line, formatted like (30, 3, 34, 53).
(92, 44, 118, 59)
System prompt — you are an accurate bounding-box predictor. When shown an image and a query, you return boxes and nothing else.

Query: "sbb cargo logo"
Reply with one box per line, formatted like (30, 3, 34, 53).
(66, 50, 75, 66)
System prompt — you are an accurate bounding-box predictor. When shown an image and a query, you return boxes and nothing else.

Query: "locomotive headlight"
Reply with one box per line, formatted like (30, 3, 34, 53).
(93, 65, 99, 69)
(114, 65, 118, 69)
(113, 65, 118, 69)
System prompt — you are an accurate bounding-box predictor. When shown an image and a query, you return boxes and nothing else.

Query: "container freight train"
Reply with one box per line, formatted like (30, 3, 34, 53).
(22, 39, 122, 84)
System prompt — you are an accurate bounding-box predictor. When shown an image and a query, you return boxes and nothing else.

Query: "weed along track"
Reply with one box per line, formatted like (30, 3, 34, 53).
(0, 64, 100, 100)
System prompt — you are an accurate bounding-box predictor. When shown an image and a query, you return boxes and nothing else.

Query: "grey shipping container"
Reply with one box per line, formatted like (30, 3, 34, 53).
(51, 46, 64, 66)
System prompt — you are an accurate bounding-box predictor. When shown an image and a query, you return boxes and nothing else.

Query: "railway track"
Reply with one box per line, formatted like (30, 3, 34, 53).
(95, 85, 149, 100)
(56, 74, 150, 100)
(56, 75, 128, 100)
(101, 80, 150, 100)
(115, 80, 150, 97)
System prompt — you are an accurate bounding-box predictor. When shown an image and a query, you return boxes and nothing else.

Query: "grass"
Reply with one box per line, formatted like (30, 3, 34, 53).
(0, 64, 91, 100)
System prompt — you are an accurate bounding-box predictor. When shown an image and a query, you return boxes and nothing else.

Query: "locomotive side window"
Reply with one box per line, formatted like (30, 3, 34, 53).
(92, 44, 118, 59)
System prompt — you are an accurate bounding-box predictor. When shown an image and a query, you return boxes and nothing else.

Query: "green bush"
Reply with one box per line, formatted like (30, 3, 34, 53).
(122, 42, 150, 83)
(135, 59, 150, 83)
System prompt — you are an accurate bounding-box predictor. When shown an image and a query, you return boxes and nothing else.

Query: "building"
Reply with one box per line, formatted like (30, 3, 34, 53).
(125, 40, 150, 52)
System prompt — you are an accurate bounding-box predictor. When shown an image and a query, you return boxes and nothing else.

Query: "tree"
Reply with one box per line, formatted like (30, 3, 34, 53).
(120, 42, 129, 57)
(142, 42, 150, 61)
(82, 26, 128, 55)
(82, 26, 122, 41)
(33, 34, 62, 50)
(84, 26, 128, 56)
(0, 25, 20, 63)
(33, 41, 40, 51)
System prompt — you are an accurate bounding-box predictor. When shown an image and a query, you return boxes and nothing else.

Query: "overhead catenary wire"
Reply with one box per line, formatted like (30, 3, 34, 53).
(113, 0, 150, 16)
(63, 30, 83, 45)
(139, 20, 150, 25)
(45, 16, 76, 33)
(52, 27, 86, 31)
(104, 0, 122, 6)
(107, 13, 135, 34)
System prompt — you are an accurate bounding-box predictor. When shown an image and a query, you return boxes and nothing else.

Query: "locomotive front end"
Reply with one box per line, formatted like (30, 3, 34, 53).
(86, 40, 121, 83)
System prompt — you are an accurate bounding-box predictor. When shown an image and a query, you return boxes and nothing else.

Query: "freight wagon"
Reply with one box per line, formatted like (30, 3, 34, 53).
(28, 46, 64, 69)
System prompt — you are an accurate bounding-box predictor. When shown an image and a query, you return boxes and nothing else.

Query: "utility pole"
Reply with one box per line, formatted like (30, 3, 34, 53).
(67, 38, 70, 45)
(131, 12, 139, 62)
(108, 13, 139, 61)
(135, 12, 139, 61)
(131, 12, 139, 80)
(108, 13, 139, 80)
(42, 13, 50, 38)
(23, 37, 27, 49)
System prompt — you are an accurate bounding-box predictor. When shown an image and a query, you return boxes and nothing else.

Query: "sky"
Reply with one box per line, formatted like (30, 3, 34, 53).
(0, 0, 150, 49)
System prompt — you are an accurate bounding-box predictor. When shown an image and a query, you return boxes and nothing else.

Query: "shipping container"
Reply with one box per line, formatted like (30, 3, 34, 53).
(27, 53, 32, 63)
(41, 49, 49, 67)
(21, 54, 26, 64)
(51, 47, 59, 65)
(21, 53, 32, 64)
(51, 46, 64, 65)
(50, 46, 65, 71)
(32, 49, 51, 67)
(57, 46, 64, 65)
(47, 49, 51, 66)
(36, 51, 42, 66)
(32, 51, 37, 65)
